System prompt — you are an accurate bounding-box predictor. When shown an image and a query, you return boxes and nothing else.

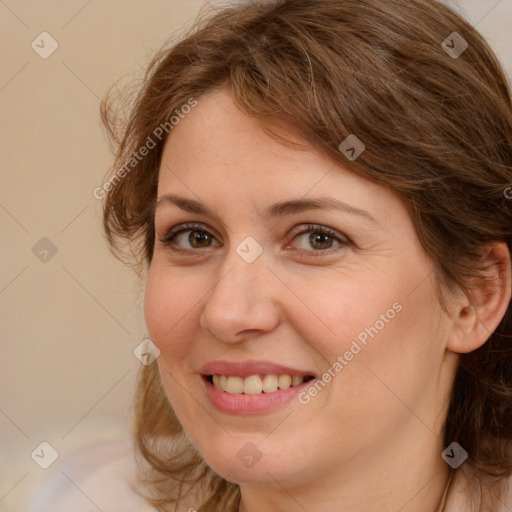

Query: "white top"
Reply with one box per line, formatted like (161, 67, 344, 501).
(26, 440, 156, 512)
(27, 440, 511, 511)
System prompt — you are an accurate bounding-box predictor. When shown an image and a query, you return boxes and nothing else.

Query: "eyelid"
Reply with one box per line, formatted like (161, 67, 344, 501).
(289, 224, 349, 243)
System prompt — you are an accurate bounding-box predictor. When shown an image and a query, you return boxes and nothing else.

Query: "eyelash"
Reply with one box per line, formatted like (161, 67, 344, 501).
(159, 223, 351, 258)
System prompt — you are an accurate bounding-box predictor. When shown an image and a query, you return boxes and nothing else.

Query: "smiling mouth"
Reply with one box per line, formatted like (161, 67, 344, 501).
(205, 374, 315, 395)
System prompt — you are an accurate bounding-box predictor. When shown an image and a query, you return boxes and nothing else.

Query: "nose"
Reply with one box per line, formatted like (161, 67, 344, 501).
(199, 249, 281, 343)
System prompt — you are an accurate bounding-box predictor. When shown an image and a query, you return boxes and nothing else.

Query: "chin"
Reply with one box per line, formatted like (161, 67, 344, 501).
(196, 440, 310, 487)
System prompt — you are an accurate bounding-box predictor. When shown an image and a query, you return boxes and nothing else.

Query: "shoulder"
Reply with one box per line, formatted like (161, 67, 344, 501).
(27, 439, 157, 512)
(445, 462, 512, 512)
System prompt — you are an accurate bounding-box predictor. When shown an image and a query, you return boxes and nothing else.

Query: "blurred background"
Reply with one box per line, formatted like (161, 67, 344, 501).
(1, 0, 511, 510)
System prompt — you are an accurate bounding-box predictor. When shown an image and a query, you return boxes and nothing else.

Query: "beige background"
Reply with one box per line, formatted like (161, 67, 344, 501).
(1, 0, 511, 510)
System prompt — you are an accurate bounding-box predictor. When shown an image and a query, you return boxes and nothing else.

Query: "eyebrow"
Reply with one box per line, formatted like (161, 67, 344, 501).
(155, 194, 377, 224)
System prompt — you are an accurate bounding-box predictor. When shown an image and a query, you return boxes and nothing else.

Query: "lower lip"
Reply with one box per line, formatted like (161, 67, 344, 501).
(202, 376, 311, 414)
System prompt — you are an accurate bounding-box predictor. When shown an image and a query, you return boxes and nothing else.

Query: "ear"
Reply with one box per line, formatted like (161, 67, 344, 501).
(447, 242, 511, 354)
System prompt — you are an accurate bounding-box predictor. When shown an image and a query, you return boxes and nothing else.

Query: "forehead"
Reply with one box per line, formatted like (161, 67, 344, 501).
(157, 88, 404, 226)
(159, 89, 321, 184)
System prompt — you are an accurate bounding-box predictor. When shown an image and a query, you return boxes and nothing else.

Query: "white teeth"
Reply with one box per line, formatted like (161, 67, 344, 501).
(211, 374, 307, 394)
(278, 374, 292, 390)
(291, 375, 305, 386)
(262, 374, 278, 393)
(225, 376, 244, 394)
(243, 375, 263, 394)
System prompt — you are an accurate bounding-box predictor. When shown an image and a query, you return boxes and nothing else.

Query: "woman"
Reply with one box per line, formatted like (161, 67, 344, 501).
(29, 0, 512, 510)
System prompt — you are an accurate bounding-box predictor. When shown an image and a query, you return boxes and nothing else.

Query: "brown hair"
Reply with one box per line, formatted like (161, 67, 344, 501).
(100, 0, 512, 509)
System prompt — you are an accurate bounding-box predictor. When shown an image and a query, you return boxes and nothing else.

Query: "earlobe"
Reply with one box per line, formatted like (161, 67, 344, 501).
(447, 242, 511, 354)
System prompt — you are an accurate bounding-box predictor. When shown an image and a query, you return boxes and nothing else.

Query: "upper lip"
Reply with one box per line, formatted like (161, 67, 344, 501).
(201, 360, 316, 378)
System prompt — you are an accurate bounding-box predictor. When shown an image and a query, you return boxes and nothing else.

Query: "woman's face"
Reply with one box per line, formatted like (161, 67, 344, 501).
(145, 88, 458, 488)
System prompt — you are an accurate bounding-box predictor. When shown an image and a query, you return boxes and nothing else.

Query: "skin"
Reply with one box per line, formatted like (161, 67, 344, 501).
(144, 88, 511, 511)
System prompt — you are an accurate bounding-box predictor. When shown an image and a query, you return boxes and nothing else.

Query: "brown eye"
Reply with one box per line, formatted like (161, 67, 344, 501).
(161, 223, 221, 250)
(307, 232, 336, 251)
(286, 224, 352, 258)
(187, 230, 213, 248)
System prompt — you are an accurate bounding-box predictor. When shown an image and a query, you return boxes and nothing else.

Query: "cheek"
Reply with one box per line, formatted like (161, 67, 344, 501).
(289, 271, 408, 362)
(144, 266, 192, 356)
(143, 268, 167, 345)
(143, 267, 200, 410)
(294, 267, 443, 400)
